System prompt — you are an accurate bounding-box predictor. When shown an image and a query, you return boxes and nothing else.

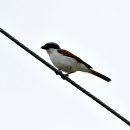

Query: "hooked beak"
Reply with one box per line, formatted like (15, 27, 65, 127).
(41, 45, 46, 49)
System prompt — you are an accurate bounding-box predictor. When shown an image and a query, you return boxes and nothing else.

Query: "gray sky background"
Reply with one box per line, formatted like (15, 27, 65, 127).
(0, 0, 130, 130)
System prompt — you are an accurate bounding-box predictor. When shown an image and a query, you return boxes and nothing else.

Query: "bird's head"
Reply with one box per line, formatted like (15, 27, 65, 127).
(41, 42, 60, 50)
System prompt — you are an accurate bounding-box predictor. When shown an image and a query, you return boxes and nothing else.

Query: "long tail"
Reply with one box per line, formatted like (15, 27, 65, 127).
(89, 69, 111, 82)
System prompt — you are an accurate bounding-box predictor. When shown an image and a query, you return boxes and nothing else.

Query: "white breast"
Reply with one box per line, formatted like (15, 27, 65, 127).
(47, 49, 78, 73)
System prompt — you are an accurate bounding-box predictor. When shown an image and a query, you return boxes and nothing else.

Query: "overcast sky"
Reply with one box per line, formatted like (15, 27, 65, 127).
(0, 0, 130, 130)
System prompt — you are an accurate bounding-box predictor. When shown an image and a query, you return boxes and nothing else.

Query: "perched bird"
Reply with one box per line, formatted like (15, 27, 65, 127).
(41, 42, 111, 82)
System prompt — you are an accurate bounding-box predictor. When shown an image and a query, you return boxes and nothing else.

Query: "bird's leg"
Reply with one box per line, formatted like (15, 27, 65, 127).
(64, 73, 69, 77)
(55, 69, 62, 75)
(64, 72, 73, 77)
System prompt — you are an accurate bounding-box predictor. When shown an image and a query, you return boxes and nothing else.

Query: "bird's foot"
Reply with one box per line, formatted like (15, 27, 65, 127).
(55, 70, 71, 80)
(60, 73, 69, 80)
(55, 69, 62, 75)
(64, 73, 69, 77)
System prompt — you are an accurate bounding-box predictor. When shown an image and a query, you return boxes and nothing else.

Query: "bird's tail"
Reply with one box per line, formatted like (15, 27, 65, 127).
(89, 69, 111, 82)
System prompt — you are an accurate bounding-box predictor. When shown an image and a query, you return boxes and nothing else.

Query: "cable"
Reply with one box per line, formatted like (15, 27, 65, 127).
(0, 28, 130, 126)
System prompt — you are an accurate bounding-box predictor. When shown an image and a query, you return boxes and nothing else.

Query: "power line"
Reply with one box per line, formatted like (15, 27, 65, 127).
(0, 28, 130, 126)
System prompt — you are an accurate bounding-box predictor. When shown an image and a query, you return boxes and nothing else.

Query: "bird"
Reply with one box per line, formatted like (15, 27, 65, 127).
(41, 42, 111, 82)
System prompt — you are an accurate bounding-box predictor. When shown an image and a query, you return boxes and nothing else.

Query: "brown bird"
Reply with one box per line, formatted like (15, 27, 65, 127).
(41, 42, 111, 82)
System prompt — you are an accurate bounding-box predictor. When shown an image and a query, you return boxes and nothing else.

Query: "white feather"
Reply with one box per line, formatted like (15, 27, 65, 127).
(46, 48, 90, 73)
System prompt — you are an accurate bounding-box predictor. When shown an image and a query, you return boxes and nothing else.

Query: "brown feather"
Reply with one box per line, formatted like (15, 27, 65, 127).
(90, 69, 111, 82)
(58, 49, 92, 69)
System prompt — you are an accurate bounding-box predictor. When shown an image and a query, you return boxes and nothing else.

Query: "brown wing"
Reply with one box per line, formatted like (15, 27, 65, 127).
(58, 49, 92, 69)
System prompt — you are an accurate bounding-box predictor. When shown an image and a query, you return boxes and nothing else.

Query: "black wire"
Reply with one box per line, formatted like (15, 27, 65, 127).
(0, 28, 130, 126)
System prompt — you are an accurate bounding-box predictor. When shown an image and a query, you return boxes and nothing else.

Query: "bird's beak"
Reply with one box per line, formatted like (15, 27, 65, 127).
(41, 45, 46, 49)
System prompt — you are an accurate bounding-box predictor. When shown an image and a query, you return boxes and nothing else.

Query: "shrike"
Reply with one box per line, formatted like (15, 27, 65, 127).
(41, 42, 111, 82)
